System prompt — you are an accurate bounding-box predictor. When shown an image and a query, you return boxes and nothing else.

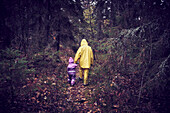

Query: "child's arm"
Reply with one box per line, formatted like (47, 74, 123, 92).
(74, 63, 77, 67)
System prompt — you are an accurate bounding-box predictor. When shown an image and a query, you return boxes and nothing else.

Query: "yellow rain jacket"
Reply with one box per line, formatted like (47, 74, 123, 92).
(74, 39, 94, 68)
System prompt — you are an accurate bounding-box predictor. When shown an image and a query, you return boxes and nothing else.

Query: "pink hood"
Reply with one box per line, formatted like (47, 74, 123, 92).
(68, 57, 77, 68)
(69, 57, 74, 63)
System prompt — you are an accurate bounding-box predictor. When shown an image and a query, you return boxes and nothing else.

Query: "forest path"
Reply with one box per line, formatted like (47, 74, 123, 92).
(21, 44, 120, 112)
(65, 82, 100, 112)
(58, 56, 97, 112)
(57, 46, 103, 112)
(25, 45, 118, 112)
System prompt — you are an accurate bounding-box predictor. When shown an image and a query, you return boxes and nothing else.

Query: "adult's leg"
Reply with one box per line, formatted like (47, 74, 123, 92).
(84, 69, 89, 85)
(79, 67, 83, 79)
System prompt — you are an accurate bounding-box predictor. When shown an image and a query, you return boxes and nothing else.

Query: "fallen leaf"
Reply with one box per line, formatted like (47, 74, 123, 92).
(113, 104, 119, 108)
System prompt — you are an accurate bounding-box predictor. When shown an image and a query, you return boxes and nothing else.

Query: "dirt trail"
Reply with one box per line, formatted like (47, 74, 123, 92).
(59, 47, 102, 112)
(65, 78, 101, 112)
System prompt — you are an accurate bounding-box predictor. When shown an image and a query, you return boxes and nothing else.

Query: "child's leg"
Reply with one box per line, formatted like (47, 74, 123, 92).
(71, 75, 76, 85)
(72, 75, 76, 80)
(68, 74, 72, 83)
(84, 69, 89, 85)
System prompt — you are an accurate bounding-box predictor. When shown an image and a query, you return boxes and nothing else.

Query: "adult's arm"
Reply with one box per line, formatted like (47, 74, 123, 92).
(74, 47, 81, 63)
(90, 47, 94, 65)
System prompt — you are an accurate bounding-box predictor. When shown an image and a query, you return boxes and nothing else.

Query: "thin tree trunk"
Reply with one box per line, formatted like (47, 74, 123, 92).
(88, 0, 94, 38)
(46, 0, 51, 43)
(57, 34, 60, 51)
(96, 1, 104, 39)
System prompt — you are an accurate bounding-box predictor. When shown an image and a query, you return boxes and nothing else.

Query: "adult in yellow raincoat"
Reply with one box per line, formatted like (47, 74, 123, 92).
(74, 39, 94, 86)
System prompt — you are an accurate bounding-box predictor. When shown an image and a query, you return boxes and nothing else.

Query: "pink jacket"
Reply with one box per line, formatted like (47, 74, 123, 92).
(67, 57, 77, 75)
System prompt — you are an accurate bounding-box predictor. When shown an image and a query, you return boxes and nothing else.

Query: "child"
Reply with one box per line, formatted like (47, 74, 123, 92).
(67, 57, 77, 86)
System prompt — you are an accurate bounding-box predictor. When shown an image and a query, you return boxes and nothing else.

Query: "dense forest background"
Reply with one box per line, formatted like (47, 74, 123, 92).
(0, 0, 169, 113)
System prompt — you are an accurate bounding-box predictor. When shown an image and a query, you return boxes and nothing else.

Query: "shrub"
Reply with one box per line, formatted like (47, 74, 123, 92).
(0, 48, 35, 112)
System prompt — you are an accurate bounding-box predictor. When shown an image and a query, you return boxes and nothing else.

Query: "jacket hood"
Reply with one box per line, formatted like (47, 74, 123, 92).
(69, 57, 74, 63)
(81, 39, 88, 46)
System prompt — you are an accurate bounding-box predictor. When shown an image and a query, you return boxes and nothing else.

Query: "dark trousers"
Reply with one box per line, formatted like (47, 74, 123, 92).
(68, 74, 76, 83)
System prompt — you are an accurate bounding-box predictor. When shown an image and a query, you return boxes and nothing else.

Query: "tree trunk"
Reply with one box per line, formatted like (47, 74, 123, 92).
(57, 34, 60, 51)
(97, 8, 103, 39)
